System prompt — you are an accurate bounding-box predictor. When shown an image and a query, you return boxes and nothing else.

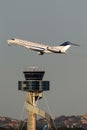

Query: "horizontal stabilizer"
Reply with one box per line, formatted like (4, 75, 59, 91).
(60, 41, 80, 46)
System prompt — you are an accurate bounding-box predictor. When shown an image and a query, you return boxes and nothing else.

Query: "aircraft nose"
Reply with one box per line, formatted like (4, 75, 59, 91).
(7, 39, 11, 43)
(7, 38, 15, 44)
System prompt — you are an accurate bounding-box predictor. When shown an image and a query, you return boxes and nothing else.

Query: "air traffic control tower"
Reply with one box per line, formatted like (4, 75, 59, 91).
(18, 67, 50, 130)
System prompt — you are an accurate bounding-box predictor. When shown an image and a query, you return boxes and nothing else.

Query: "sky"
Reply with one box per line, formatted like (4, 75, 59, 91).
(0, 0, 87, 119)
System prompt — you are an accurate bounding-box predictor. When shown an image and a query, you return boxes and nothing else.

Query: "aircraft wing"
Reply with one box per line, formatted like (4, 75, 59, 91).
(28, 46, 45, 51)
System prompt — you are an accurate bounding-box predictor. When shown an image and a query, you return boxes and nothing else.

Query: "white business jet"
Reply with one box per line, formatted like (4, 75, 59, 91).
(7, 38, 79, 55)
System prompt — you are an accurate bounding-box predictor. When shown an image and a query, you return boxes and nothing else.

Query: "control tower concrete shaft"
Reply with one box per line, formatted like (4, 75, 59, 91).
(18, 67, 50, 130)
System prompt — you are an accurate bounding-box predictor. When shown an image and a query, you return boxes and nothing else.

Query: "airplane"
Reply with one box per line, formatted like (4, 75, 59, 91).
(7, 38, 80, 55)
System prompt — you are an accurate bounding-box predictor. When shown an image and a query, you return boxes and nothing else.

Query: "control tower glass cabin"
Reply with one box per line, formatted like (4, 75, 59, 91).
(18, 67, 50, 92)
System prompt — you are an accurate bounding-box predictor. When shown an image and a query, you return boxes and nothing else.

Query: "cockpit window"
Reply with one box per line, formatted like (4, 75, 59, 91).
(11, 38, 15, 40)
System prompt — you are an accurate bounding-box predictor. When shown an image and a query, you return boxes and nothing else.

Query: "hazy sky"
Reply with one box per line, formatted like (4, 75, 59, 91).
(0, 0, 87, 119)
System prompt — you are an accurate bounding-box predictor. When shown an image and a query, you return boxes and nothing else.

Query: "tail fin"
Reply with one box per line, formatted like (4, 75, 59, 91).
(60, 41, 80, 46)
(60, 41, 80, 52)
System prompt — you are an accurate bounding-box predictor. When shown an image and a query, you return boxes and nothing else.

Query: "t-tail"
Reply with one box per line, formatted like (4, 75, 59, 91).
(60, 41, 80, 52)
